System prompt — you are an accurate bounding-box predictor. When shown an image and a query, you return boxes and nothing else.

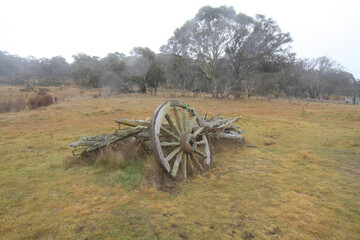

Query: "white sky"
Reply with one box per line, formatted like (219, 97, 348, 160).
(1, 0, 359, 79)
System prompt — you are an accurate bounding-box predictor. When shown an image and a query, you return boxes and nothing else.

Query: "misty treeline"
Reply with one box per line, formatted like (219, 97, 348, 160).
(0, 6, 359, 99)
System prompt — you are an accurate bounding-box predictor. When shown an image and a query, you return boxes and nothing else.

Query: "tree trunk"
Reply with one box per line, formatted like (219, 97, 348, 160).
(222, 81, 232, 98)
(309, 89, 316, 99)
(212, 80, 218, 98)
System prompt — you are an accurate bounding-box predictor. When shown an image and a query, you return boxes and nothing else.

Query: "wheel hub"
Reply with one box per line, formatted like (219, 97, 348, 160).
(180, 133, 195, 153)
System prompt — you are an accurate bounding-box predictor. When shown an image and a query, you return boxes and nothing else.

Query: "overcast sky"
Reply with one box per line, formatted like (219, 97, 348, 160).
(1, 0, 359, 79)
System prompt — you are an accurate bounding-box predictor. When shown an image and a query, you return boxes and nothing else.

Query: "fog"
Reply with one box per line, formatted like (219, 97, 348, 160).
(0, 0, 359, 78)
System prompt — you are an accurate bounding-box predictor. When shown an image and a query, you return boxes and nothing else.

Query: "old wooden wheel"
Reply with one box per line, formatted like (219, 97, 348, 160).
(150, 100, 212, 180)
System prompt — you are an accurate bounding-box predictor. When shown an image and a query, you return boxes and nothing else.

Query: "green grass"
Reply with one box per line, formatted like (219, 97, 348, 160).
(0, 95, 359, 239)
(117, 160, 144, 187)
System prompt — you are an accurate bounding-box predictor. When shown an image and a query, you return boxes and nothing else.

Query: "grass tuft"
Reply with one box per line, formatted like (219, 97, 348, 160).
(62, 155, 88, 169)
(95, 146, 125, 170)
(144, 155, 177, 191)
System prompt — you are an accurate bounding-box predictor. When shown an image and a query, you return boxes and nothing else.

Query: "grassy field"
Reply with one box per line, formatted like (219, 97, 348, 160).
(0, 94, 359, 239)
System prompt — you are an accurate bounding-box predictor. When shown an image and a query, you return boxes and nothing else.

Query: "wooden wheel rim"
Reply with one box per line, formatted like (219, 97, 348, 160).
(150, 100, 212, 179)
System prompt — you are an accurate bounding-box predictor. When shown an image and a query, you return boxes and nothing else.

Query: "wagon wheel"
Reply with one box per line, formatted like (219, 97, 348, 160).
(150, 100, 212, 180)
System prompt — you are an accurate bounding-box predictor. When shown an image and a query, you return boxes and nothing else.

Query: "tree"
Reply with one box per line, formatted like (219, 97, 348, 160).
(225, 14, 293, 97)
(299, 56, 343, 99)
(146, 60, 166, 95)
(49, 56, 70, 79)
(102, 52, 125, 66)
(128, 47, 165, 94)
(0, 52, 23, 85)
(352, 79, 360, 104)
(161, 6, 238, 97)
(158, 53, 204, 91)
(71, 53, 105, 87)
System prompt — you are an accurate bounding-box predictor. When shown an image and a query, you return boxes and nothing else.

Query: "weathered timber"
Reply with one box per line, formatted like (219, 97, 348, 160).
(204, 116, 241, 132)
(115, 118, 150, 127)
(69, 100, 246, 179)
(70, 126, 147, 153)
(70, 115, 244, 155)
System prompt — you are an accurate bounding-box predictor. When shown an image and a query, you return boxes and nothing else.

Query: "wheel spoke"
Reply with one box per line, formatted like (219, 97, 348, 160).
(160, 127, 179, 141)
(171, 151, 183, 177)
(182, 108, 188, 133)
(195, 140, 206, 145)
(165, 114, 180, 136)
(160, 141, 180, 147)
(189, 154, 195, 172)
(193, 148, 206, 158)
(190, 152, 204, 171)
(192, 126, 204, 138)
(165, 147, 181, 163)
(187, 116, 197, 133)
(203, 136, 211, 165)
(182, 153, 188, 179)
(173, 106, 183, 134)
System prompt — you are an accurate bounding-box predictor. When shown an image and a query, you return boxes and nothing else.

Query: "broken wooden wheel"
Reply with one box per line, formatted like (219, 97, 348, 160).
(150, 100, 212, 180)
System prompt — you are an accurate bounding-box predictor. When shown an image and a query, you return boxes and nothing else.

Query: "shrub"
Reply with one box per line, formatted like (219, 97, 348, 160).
(144, 155, 176, 191)
(0, 99, 26, 113)
(28, 94, 53, 109)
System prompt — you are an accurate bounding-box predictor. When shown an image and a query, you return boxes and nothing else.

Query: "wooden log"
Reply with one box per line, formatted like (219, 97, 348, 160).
(215, 132, 244, 140)
(69, 126, 147, 152)
(204, 116, 241, 131)
(115, 118, 150, 127)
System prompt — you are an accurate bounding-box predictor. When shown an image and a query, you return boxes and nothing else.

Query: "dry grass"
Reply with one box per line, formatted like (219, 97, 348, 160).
(0, 92, 359, 239)
(0, 85, 107, 104)
(0, 98, 26, 113)
(94, 147, 125, 169)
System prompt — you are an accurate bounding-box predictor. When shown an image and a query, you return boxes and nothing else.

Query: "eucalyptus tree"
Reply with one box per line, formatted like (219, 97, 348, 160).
(225, 14, 293, 97)
(48, 56, 70, 79)
(99, 52, 128, 89)
(161, 6, 238, 97)
(0, 52, 31, 85)
(71, 53, 105, 88)
(158, 53, 204, 91)
(352, 79, 360, 104)
(128, 47, 165, 94)
(299, 56, 343, 98)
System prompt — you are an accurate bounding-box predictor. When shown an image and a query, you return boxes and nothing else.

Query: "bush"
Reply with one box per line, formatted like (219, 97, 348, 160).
(28, 94, 53, 109)
(0, 99, 26, 113)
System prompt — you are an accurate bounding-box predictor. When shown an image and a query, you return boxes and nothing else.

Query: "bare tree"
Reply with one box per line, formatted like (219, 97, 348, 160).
(299, 56, 342, 99)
